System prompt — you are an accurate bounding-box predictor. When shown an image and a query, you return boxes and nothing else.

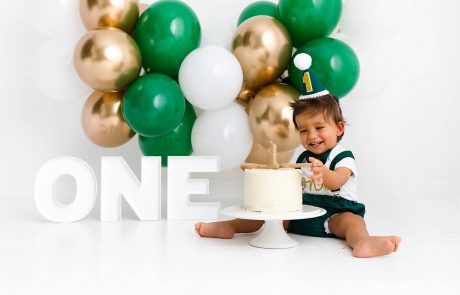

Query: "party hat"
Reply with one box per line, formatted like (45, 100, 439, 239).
(293, 53, 329, 100)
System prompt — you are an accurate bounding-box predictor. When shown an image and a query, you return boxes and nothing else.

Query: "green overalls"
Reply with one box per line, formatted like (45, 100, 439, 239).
(287, 149, 366, 238)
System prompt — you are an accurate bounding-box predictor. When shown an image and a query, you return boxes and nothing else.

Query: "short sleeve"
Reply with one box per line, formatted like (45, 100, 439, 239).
(333, 157, 357, 177)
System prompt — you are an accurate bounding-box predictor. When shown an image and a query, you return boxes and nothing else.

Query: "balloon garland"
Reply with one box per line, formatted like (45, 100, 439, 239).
(71, 0, 359, 171)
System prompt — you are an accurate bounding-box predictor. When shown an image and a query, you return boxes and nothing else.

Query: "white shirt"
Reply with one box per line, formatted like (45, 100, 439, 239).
(300, 144, 358, 202)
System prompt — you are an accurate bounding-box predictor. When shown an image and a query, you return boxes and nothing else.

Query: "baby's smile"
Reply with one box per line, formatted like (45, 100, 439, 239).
(309, 140, 324, 147)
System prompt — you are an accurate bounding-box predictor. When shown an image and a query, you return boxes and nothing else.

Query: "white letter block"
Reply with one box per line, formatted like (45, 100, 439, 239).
(100, 157, 161, 221)
(34, 157, 97, 222)
(167, 156, 220, 220)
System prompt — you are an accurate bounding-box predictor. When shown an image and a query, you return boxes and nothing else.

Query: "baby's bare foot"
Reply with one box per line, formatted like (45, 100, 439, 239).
(194, 222, 235, 239)
(352, 236, 401, 258)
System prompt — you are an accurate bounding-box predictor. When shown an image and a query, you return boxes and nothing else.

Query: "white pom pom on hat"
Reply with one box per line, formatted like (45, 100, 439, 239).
(293, 53, 312, 71)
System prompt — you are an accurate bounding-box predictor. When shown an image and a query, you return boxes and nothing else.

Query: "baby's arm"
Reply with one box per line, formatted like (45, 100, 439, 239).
(308, 157, 352, 191)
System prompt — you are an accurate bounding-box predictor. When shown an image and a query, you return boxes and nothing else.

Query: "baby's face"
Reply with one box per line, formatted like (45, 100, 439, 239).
(295, 111, 344, 154)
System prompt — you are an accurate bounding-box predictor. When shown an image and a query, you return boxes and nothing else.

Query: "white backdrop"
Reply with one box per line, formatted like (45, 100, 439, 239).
(0, 0, 459, 212)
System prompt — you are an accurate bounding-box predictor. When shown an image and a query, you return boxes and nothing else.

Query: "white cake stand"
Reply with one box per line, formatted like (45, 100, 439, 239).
(221, 205, 326, 249)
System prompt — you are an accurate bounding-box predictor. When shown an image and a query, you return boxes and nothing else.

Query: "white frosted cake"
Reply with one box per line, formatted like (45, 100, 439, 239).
(242, 168, 303, 213)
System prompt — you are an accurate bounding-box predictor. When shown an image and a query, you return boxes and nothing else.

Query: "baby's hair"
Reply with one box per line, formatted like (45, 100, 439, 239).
(290, 94, 346, 142)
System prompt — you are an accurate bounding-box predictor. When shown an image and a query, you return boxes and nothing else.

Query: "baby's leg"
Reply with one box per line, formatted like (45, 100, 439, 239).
(195, 219, 264, 239)
(328, 212, 401, 258)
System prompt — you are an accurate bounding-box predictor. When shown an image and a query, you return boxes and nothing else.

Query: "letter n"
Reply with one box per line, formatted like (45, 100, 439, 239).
(100, 157, 161, 221)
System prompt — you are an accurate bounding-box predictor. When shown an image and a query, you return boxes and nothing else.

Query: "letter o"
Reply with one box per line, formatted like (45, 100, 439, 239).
(34, 157, 97, 222)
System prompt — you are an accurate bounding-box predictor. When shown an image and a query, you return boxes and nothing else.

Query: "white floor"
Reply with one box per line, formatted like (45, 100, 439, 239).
(1, 195, 460, 295)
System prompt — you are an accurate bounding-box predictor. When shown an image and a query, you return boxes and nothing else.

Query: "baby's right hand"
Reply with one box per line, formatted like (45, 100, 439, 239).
(308, 157, 324, 186)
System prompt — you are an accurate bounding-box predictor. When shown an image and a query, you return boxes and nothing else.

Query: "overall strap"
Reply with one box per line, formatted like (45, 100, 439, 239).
(296, 150, 312, 164)
(329, 151, 354, 171)
(329, 150, 355, 194)
(296, 149, 332, 164)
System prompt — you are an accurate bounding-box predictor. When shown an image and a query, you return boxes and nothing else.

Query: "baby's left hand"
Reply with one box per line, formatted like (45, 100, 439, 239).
(308, 157, 324, 186)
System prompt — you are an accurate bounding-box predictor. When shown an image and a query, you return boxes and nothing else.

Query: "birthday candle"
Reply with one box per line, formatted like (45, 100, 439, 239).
(272, 143, 277, 166)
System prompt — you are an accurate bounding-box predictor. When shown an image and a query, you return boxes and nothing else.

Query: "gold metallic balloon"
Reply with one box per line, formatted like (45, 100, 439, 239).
(232, 16, 292, 91)
(248, 83, 300, 152)
(79, 0, 140, 33)
(236, 81, 257, 111)
(82, 90, 135, 147)
(74, 28, 142, 92)
(246, 141, 295, 165)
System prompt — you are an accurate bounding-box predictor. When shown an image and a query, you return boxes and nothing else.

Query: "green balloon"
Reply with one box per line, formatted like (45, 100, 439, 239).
(278, 0, 341, 47)
(139, 101, 196, 167)
(237, 1, 280, 26)
(122, 73, 185, 137)
(133, 0, 201, 78)
(288, 38, 360, 98)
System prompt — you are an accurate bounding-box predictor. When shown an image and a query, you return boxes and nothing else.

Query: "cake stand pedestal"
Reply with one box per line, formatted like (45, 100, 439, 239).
(221, 205, 326, 249)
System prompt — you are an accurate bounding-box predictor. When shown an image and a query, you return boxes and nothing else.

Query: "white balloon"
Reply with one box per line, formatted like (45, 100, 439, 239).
(341, 0, 415, 42)
(179, 46, 243, 110)
(191, 103, 253, 171)
(23, 0, 85, 38)
(31, 38, 92, 101)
